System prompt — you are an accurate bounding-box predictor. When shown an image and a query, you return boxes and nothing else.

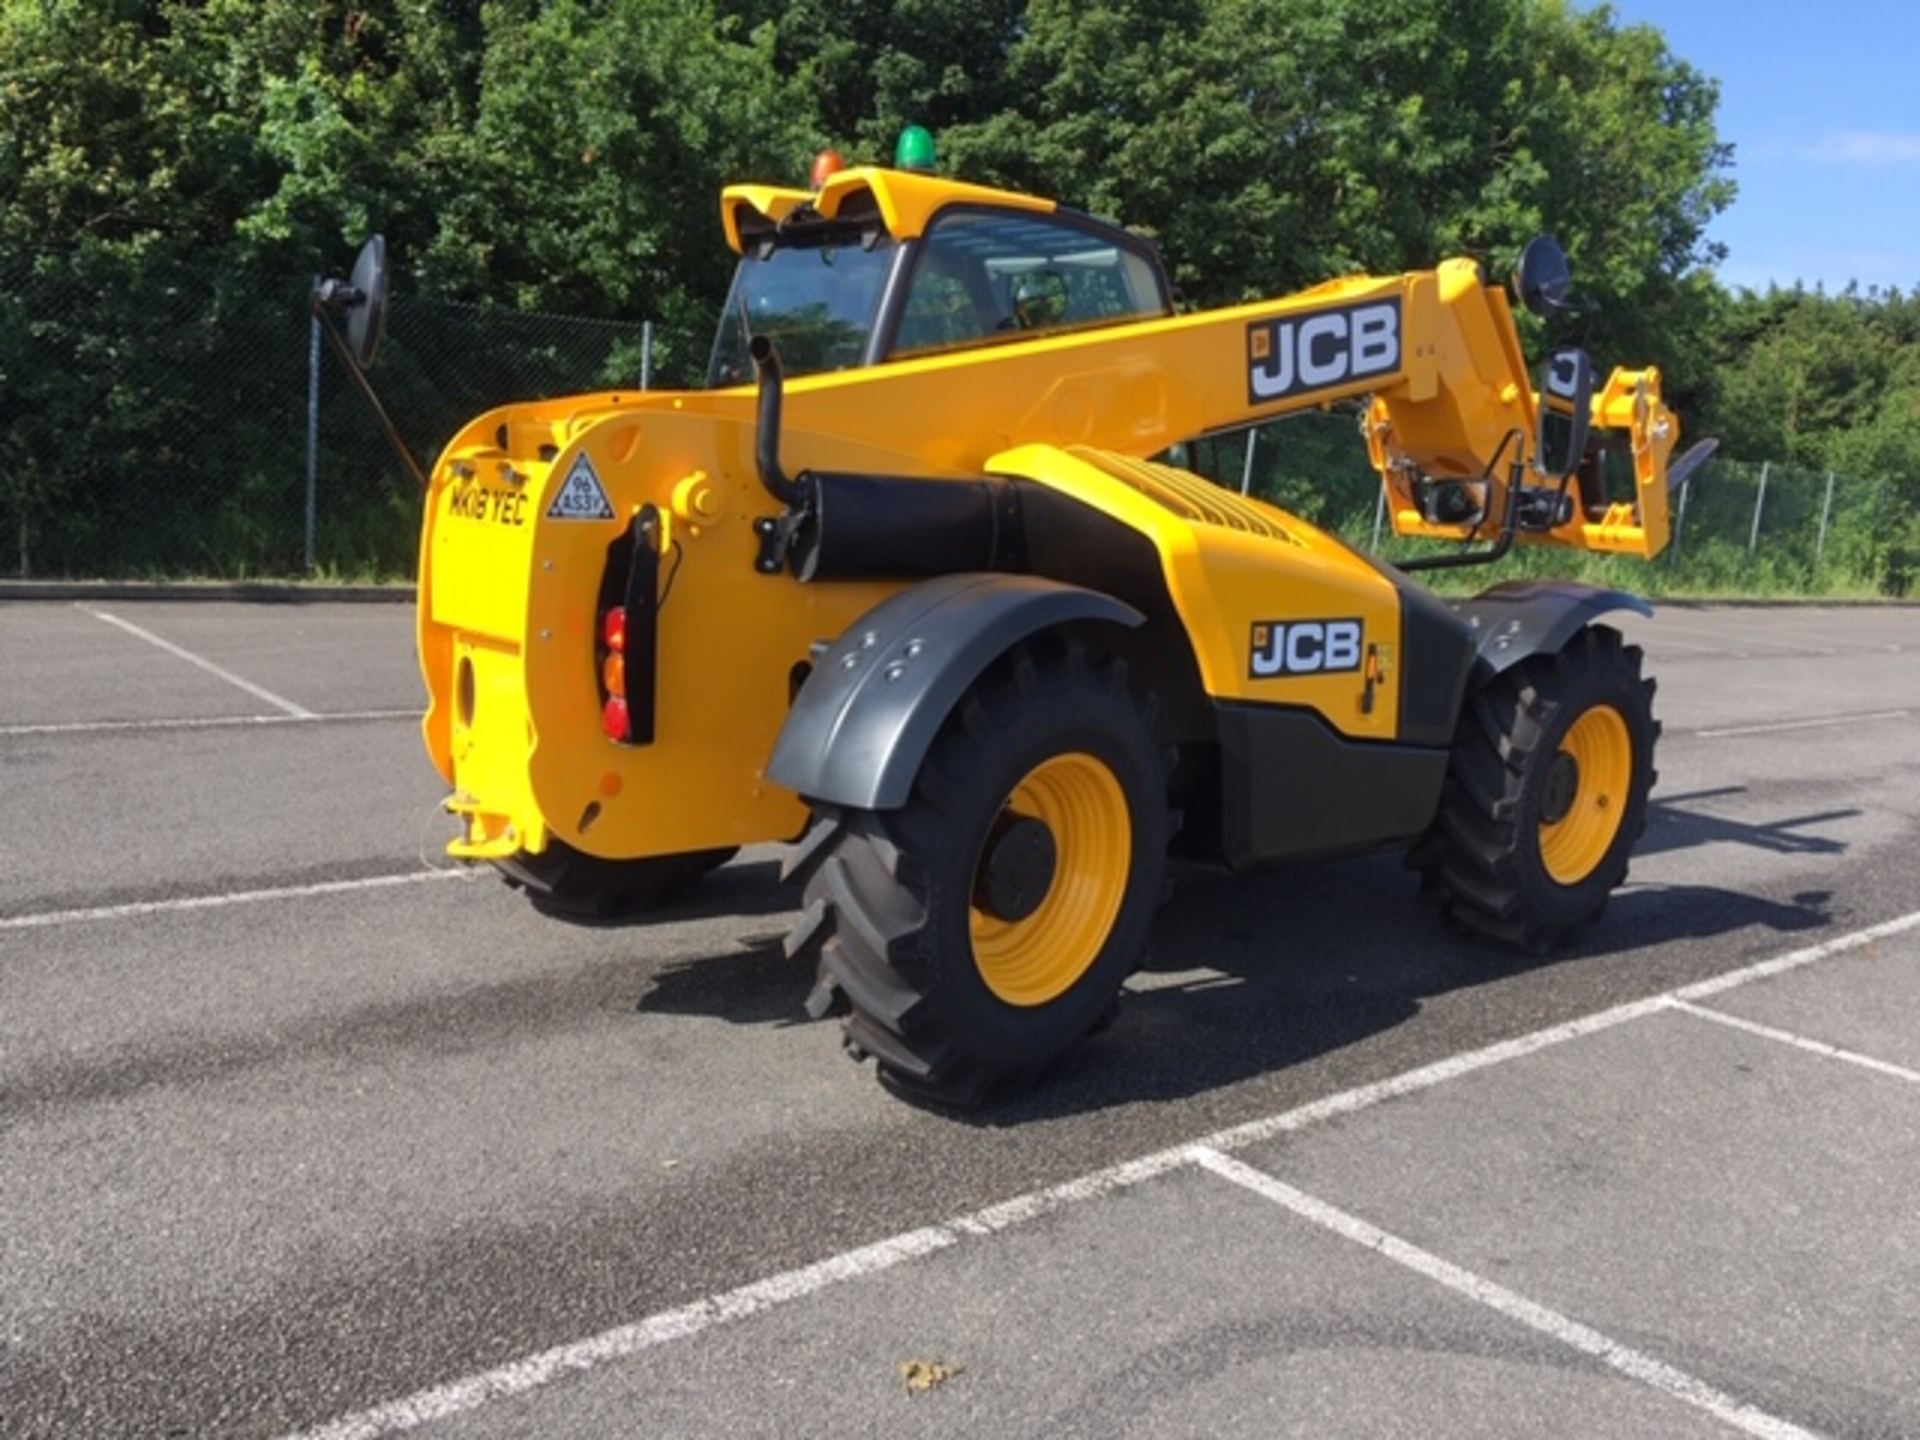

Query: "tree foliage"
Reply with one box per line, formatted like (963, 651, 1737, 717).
(2, 0, 1915, 586)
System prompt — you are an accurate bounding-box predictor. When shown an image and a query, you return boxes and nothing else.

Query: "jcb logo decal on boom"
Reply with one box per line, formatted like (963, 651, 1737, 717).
(1250, 619, 1364, 678)
(1247, 299, 1401, 405)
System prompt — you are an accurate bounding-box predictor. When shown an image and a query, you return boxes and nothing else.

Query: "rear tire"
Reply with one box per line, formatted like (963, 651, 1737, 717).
(785, 637, 1167, 1105)
(1411, 625, 1657, 952)
(498, 838, 738, 920)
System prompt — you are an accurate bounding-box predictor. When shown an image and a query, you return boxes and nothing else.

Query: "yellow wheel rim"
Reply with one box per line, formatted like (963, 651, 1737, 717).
(972, 752, 1132, 1007)
(1539, 704, 1633, 885)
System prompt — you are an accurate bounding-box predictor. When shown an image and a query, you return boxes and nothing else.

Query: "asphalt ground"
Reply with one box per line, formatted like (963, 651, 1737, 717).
(2, 596, 1917, 1438)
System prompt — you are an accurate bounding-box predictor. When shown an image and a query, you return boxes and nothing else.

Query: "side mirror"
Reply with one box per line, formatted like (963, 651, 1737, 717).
(1514, 235, 1575, 318)
(307, 235, 424, 488)
(311, 234, 389, 370)
(1535, 346, 1594, 480)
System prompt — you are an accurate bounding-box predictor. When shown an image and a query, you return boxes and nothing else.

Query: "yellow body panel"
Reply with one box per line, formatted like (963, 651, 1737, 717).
(417, 165, 1683, 867)
(423, 397, 926, 861)
(989, 444, 1405, 739)
(722, 168, 1055, 252)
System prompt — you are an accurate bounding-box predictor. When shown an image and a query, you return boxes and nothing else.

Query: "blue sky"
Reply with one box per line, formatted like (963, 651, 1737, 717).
(1589, 0, 1920, 295)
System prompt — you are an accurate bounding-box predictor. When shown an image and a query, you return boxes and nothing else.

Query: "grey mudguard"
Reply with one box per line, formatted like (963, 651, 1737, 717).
(1454, 579, 1652, 680)
(768, 572, 1143, 811)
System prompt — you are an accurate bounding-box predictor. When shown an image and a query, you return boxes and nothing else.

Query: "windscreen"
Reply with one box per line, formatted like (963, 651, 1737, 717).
(707, 232, 898, 387)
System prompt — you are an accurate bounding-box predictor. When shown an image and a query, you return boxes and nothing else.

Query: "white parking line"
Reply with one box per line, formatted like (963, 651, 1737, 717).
(0, 710, 418, 738)
(1696, 709, 1911, 739)
(1667, 998, 1920, 1085)
(1192, 1148, 1818, 1440)
(1674, 910, 1920, 1001)
(284, 1153, 1193, 1440)
(0, 869, 473, 932)
(277, 906, 1920, 1440)
(81, 606, 315, 717)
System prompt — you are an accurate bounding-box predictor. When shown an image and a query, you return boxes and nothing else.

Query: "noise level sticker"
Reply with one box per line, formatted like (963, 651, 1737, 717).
(547, 453, 617, 520)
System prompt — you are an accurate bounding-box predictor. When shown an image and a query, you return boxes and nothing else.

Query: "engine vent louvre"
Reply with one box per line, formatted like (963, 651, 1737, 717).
(1065, 446, 1301, 543)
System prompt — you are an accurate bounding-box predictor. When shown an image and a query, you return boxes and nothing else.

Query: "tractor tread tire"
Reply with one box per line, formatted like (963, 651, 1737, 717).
(1412, 624, 1658, 953)
(784, 635, 1167, 1106)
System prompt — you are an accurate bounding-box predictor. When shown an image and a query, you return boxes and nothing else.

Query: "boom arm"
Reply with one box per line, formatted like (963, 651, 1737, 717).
(1139, 260, 1678, 561)
(715, 165, 1681, 562)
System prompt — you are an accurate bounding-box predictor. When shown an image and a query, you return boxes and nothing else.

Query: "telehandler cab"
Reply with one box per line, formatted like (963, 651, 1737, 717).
(318, 140, 1708, 1104)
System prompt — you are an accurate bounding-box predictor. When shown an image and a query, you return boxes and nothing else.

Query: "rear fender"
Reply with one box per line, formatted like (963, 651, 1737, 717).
(1455, 580, 1652, 682)
(768, 573, 1142, 810)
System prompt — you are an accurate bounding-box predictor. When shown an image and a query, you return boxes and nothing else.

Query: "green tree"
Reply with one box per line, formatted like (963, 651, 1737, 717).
(718, 0, 1025, 160)
(0, 0, 485, 575)
(932, 0, 1731, 429)
(23, 0, 1879, 587)
(413, 0, 811, 376)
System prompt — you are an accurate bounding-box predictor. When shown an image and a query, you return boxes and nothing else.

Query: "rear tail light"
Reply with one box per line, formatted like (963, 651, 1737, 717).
(596, 505, 660, 746)
(600, 603, 630, 741)
(602, 605, 628, 652)
(602, 694, 631, 741)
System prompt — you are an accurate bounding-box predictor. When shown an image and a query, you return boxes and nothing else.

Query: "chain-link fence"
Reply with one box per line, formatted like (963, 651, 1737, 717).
(1178, 413, 1912, 598)
(1, 249, 1911, 595)
(0, 250, 700, 582)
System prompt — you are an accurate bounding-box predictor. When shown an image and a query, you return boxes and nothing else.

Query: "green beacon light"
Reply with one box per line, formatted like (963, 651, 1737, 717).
(895, 125, 937, 173)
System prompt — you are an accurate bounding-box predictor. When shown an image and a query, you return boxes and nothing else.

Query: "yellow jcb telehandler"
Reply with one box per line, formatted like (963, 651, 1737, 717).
(318, 138, 1709, 1103)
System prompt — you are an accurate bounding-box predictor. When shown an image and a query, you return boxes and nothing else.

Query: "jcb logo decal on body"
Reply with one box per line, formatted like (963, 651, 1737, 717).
(1250, 619, 1364, 678)
(1247, 299, 1401, 405)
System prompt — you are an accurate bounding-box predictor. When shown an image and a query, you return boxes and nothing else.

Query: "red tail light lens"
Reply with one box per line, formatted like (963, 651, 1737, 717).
(599, 610, 629, 744)
(602, 695, 631, 741)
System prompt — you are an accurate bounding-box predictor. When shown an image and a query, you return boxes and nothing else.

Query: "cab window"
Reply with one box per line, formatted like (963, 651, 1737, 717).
(708, 229, 898, 387)
(889, 209, 1170, 360)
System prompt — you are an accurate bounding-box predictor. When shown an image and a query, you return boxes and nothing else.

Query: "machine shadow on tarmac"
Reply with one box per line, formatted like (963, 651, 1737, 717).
(1640, 787, 1858, 859)
(626, 798, 1851, 1123)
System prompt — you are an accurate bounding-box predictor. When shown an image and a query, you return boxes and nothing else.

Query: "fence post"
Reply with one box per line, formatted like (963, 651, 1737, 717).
(1815, 470, 1836, 570)
(306, 311, 321, 573)
(641, 320, 654, 391)
(1239, 427, 1258, 495)
(1748, 460, 1769, 557)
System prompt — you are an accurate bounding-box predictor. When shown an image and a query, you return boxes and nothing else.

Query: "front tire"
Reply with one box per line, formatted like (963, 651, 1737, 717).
(786, 637, 1168, 1104)
(1412, 624, 1658, 952)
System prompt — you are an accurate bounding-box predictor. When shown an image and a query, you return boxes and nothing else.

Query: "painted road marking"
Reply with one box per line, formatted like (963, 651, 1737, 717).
(1192, 1148, 1818, 1440)
(0, 710, 418, 738)
(278, 907, 1920, 1440)
(283, 1154, 1194, 1440)
(1669, 998, 1920, 1086)
(1696, 709, 1911, 740)
(0, 869, 474, 932)
(81, 606, 316, 717)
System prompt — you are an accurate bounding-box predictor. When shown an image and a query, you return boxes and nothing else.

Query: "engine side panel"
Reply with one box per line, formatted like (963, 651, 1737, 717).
(1214, 704, 1451, 869)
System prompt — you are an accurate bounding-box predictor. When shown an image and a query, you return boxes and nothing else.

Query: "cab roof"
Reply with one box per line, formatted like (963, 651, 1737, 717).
(720, 166, 1057, 255)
